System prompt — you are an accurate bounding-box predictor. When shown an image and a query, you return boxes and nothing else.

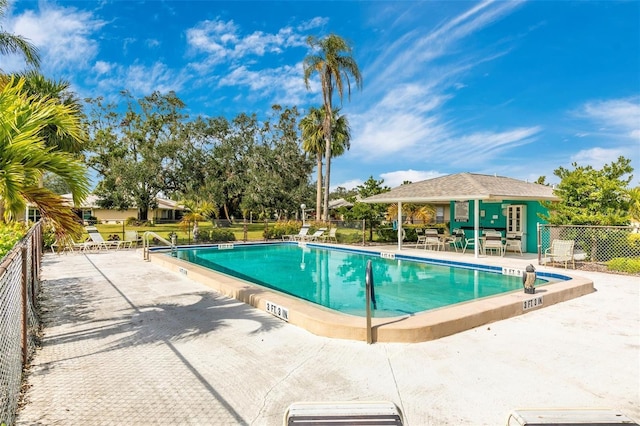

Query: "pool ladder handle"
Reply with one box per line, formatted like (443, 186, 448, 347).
(365, 260, 377, 344)
(142, 231, 176, 261)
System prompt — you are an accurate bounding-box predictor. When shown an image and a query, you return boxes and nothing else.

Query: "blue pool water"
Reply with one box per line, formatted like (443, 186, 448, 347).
(173, 243, 559, 318)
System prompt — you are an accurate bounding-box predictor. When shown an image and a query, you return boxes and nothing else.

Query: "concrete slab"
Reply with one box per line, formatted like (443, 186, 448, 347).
(16, 249, 640, 425)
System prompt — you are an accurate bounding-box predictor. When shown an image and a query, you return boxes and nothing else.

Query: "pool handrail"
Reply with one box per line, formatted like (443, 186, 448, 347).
(142, 231, 174, 260)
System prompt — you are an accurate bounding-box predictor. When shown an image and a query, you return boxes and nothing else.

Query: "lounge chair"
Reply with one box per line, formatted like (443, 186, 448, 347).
(51, 236, 95, 253)
(302, 228, 327, 242)
(543, 239, 575, 269)
(86, 226, 122, 249)
(320, 227, 338, 243)
(504, 231, 523, 256)
(283, 225, 310, 241)
(284, 401, 404, 425)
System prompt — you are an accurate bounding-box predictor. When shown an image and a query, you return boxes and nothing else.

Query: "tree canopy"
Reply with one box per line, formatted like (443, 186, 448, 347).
(340, 176, 390, 241)
(540, 156, 634, 226)
(85, 92, 313, 223)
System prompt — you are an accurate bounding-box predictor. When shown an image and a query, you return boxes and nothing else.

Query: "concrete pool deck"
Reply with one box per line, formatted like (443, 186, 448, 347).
(17, 248, 640, 425)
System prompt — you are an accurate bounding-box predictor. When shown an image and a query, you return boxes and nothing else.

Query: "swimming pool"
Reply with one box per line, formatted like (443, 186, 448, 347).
(174, 243, 558, 318)
(150, 242, 594, 342)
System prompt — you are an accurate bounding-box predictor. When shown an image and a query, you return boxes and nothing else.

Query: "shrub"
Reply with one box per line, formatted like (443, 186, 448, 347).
(210, 228, 236, 242)
(607, 257, 640, 274)
(265, 220, 301, 240)
(0, 222, 27, 260)
(42, 225, 57, 249)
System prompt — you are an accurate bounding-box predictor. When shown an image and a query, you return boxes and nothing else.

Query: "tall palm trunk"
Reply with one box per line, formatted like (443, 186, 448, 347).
(316, 152, 323, 220)
(322, 107, 332, 221)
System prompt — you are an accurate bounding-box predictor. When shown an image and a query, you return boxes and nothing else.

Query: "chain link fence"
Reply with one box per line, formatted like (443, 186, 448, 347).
(1, 221, 43, 426)
(538, 224, 640, 272)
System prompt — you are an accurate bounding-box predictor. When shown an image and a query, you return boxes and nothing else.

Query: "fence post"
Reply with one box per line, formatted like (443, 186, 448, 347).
(21, 246, 28, 365)
(537, 223, 542, 265)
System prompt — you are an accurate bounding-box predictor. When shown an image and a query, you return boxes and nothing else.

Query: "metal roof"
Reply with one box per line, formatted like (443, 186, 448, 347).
(362, 172, 559, 203)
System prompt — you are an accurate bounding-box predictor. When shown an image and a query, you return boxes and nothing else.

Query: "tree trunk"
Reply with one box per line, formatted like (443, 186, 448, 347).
(139, 207, 149, 222)
(223, 203, 231, 222)
(316, 152, 322, 221)
(322, 111, 332, 221)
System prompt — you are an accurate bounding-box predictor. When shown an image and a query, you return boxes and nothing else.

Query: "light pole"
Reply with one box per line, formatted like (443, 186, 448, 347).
(301, 203, 306, 226)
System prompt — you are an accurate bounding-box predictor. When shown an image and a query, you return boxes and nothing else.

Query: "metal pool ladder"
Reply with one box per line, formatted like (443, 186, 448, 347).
(142, 231, 175, 261)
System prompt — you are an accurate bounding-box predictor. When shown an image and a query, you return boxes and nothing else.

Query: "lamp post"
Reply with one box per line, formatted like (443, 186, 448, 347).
(301, 204, 306, 226)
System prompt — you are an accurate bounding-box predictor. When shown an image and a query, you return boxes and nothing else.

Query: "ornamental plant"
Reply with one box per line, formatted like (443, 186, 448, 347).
(0, 222, 27, 260)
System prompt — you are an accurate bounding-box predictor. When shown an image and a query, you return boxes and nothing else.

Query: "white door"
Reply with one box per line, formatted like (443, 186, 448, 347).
(507, 204, 527, 251)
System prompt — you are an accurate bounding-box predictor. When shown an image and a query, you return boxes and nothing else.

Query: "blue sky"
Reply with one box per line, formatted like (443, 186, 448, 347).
(3, 0, 639, 190)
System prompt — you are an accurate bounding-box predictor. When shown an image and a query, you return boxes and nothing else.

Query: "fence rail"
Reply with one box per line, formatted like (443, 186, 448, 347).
(0, 221, 43, 426)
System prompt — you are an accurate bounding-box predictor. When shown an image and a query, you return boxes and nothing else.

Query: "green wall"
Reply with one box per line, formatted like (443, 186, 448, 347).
(448, 200, 549, 253)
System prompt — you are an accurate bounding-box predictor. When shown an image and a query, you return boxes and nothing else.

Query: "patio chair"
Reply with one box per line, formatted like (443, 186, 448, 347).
(122, 230, 142, 248)
(283, 225, 310, 241)
(320, 227, 338, 243)
(543, 239, 575, 269)
(447, 228, 466, 252)
(483, 231, 505, 256)
(422, 228, 443, 251)
(462, 231, 478, 254)
(302, 227, 327, 242)
(284, 401, 404, 425)
(86, 226, 122, 250)
(504, 231, 523, 256)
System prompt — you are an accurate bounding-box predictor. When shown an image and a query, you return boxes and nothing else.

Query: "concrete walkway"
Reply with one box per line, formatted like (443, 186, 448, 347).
(17, 250, 640, 425)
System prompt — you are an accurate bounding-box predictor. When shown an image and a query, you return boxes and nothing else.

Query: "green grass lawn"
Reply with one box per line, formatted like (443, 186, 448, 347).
(92, 221, 267, 244)
(90, 221, 369, 245)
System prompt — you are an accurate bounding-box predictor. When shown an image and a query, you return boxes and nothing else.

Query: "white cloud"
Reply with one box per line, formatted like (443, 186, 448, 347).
(438, 126, 542, 167)
(297, 17, 329, 32)
(7, 3, 104, 72)
(93, 61, 113, 75)
(332, 179, 363, 191)
(578, 97, 640, 139)
(186, 18, 306, 62)
(367, 0, 523, 89)
(88, 62, 187, 97)
(380, 170, 445, 187)
(571, 147, 627, 169)
(218, 63, 309, 106)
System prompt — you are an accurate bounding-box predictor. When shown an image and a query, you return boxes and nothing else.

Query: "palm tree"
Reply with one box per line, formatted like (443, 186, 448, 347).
(303, 34, 362, 220)
(17, 70, 84, 153)
(300, 106, 351, 220)
(0, 77, 89, 236)
(0, 0, 40, 68)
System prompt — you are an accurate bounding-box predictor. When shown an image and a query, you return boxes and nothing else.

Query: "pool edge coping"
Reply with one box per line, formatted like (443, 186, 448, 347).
(148, 246, 594, 343)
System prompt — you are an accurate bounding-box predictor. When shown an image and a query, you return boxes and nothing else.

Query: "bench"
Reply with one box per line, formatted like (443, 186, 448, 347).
(507, 409, 638, 425)
(284, 401, 404, 425)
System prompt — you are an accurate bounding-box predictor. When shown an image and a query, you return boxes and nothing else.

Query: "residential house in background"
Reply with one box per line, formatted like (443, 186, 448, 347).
(25, 194, 185, 224)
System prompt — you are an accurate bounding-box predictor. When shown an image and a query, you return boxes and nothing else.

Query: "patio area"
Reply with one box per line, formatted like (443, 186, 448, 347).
(15, 248, 640, 425)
